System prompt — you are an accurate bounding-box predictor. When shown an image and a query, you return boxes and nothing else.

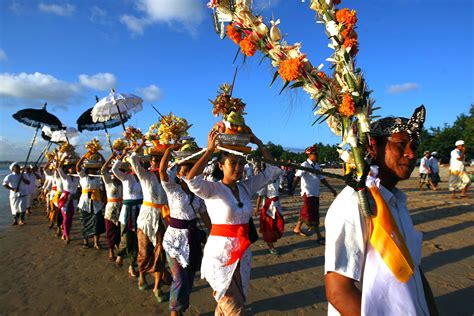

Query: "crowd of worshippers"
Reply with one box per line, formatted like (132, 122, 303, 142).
(4, 107, 468, 315)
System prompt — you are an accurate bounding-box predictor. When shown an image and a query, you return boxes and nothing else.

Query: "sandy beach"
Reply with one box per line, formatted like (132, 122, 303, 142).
(0, 166, 472, 315)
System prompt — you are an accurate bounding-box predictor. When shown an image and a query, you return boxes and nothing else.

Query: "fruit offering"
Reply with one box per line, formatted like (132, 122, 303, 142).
(123, 126, 143, 143)
(158, 112, 192, 144)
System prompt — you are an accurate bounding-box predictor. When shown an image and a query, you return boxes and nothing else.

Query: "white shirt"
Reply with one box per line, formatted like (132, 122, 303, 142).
(111, 160, 143, 200)
(57, 168, 79, 194)
(77, 169, 103, 213)
(130, 152, 167, 245)
(295, 159, 325, 197)
(325, 185, 429, 316)
(428, 157, 439, 173)
(419, 156, 430, 174)
(258, 177, 282, 219)
(3, 172, 29, 197)
(162, 179, 206, 268)
(101, 169, 123, 224)
(185, 165, 282, 302)
(449, 149, 464, 172)
(43, 169, 54, 191)
(25, 172, 37, 194)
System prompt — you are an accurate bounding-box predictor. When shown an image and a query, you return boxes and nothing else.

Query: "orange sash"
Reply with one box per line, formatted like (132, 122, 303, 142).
(368, 186, 414, 283)
(107, 198, 122, 203)
(210, 223, 250, 266)
(142, 201, 170, 223)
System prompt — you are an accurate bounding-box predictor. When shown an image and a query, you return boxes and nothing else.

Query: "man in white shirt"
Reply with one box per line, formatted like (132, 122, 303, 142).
(428, 152, 440, 190)
(291, 145, 337, 243)
(448, 140, 470, 199)
(324, 105, 438, 316)
(418, 151, 431, 190)
(3, 162, 31, 225)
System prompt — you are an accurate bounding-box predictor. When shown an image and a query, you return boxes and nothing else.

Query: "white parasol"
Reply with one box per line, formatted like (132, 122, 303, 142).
(91, 89, 143, 129)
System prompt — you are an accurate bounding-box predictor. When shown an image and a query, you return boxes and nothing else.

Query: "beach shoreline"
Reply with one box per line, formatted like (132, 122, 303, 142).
(0, 167, 472, 315)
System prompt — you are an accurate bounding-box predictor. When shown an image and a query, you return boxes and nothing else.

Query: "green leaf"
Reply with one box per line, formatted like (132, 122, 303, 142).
(279, 80, 290, 95)
(289, 81, 305, 89)
(232, 47, 241, 64)
(259, 54, 268, 65)
(270, 70, 279, 87)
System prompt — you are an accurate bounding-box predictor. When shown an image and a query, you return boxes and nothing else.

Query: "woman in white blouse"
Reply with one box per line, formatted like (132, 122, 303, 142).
(159, 145, 211, 316)
(185, 129, 282, 315)
(56, 159, 79, 244)
(101, 152, 123, 261)
(76, 152, 105, 250)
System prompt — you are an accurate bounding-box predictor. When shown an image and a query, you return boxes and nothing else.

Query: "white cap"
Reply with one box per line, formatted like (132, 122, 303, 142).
(431, 151, 438, 156)
(9, 162, 19, 172)
(455, 140, 465, 146)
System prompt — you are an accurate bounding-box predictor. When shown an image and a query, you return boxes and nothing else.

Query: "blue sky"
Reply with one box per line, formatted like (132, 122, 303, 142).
(0, 0, 473, 161)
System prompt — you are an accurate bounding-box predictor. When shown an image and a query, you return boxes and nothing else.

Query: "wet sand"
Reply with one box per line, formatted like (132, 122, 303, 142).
(0, 166, 472, 315)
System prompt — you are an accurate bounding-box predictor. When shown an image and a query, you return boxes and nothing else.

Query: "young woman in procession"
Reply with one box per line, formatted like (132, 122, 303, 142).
(254, 164, 285, 255)
(56, 158, 79, 244)
(42, 161, 54, 220)
(76, 152, 106, 250)
(159, 144, 212, 315)
(50, 165, 64, 235)
(127, 140, 170, 302)
(111, 150, 142, 277)
(101, 153, 123, 261)
(185, 128, 282, 315)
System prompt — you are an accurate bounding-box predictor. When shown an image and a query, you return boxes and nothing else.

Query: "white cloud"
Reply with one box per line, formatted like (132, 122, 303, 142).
(254, 0, 281, 10)
(38, 3, 75, 17)
(137, 84, 163, 102)
(387, 83, 420, 94)
(120, 0, 204, 35)
(0, 49, 7, 61)
(0, 72, 81, 104)
(89, 6, 112, 25)
(79, 73, 116, 91)
(0, 136, 48, 162)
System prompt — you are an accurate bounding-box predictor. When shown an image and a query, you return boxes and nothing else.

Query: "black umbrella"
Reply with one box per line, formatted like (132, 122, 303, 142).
(77, 106, 131, 152)
(12, 102, 64, 188)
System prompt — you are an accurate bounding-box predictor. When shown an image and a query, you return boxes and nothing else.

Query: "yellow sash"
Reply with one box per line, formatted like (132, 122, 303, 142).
(368, 186, 414, 283)
(81, 189, 101, 202)
(142, 201, 170, 223)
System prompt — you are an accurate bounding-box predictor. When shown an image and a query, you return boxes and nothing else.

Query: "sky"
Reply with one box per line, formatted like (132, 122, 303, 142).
(0, 0, 473, 161)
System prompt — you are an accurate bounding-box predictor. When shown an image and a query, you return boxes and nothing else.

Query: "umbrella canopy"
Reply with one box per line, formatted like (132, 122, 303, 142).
(12, 103, 64, 131)
(91, 90, 143, 123)
(51, 127, 78, 143)
(77, 107, 131, 132)
(41, 126, 53, 142)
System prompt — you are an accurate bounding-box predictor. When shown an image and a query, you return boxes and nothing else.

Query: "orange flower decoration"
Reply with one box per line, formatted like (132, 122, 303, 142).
(344, 37, 359, 56)
(317, 71, 328, 80)
(240, 36, 257, 56)
(335, 9, 357, 28)
(226, 24, 243, 44)
(339, 93, 356, 116)
(278, 56, 305, 82)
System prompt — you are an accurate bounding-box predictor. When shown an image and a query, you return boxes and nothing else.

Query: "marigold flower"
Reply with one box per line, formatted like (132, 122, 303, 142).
(226, 23, 243, 44)
(240, 36, 257, 56)
(339, 93, 356, 116)
(278, 56, 305, 82)
(317, 71, 328, 80)
(336, 8, 357, 28)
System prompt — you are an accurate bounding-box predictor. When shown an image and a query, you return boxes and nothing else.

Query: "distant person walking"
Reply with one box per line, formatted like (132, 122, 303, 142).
(448, 140, 470, 198)
(290, 145, 337, 243)
(429, 152, 440, 190)
(3, 162, 30, 226)
(419, 151, 431, 190)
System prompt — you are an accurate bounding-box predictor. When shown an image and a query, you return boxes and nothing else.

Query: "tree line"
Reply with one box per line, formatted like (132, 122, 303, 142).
(253, 104, 473, 165)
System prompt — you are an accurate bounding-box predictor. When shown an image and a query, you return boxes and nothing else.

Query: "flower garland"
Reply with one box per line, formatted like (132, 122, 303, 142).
(208, 0, 377, 216)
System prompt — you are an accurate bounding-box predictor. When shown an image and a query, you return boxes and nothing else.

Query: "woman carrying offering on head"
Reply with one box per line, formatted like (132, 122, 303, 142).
(159, 141, 212, 316)
(184, 128, 282, 315)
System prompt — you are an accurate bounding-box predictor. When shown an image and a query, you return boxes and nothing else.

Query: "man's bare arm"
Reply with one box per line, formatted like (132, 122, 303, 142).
(325, 272, 361, 316)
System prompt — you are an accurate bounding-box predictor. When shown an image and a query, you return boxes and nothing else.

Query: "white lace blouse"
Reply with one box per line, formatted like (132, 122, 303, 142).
(101, 169, 123, 224)
(130, 153, 168, 246)
(162, 179, 206, 268)
(185, 165, 282, 302)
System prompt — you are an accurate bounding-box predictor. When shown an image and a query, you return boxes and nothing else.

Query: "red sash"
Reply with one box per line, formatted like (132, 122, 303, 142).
(210, 223, 250, 266)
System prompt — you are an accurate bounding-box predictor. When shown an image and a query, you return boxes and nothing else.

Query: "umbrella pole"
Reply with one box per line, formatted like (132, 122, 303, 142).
(17, 126, 40, 190)
(38, 142, 54, 166)
(34, 141, 52, 166)
(103, 123, 113, 153)
(116, 105, 126, 130)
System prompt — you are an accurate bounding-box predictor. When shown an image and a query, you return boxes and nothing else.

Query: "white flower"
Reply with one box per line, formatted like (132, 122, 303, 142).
(326, 21, 339, 37)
